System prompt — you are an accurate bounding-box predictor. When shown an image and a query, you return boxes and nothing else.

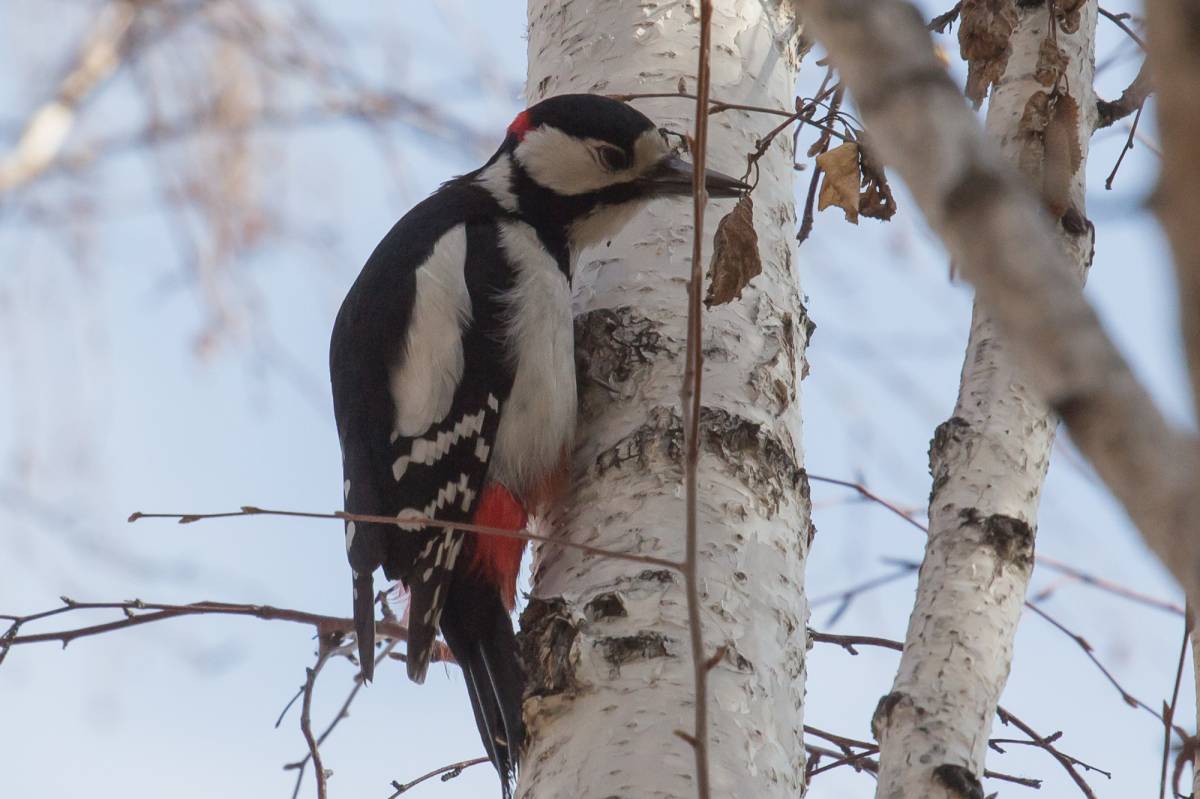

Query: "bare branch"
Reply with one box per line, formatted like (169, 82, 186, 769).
(0, 598, 426, 663)
(1096, 61, 1152, 130)
(128, 505, 682, 571)
(388, 757, 490, 796)
(1098, 6, 1147, 50)
(681, 4, 715, 796)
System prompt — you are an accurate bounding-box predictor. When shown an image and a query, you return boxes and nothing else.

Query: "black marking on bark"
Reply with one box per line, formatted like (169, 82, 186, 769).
(598, 632, 672, 668)
(638, 568, 677, 584)
(933, 764, 985, 799)
(592, 406, 804, 516)
(929, 415, 972, 499)
(584, 592, 628, 622)
(1061, 207, 1088, 236)
(575, 307, 675, 401)
(871, 691, 913, 741)
(960, 508, 1036, 569)
(799, 468, 816, 547)
(517, 597, 581, 699)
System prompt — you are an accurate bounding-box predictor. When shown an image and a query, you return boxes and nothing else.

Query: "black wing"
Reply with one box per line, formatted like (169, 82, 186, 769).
(330, 184, 514, 680)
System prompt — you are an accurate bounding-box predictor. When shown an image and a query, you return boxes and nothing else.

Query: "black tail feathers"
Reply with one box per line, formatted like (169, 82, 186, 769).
(353, 570, 376, 682)
(440, 585, 525, 798)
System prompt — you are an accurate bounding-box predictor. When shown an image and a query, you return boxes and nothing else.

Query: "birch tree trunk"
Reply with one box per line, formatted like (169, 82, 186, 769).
(516, 2, 811, 797)
(872, 4, 1097, 797)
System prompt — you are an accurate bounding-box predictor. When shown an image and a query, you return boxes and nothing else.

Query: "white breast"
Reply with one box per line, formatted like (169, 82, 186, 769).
(490, 220, 577, 495)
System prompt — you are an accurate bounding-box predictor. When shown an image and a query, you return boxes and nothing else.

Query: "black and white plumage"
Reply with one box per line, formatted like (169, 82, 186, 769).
(329, 93, 747, 794)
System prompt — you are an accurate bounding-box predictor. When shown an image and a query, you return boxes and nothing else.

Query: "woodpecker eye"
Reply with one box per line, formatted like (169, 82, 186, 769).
(596, 145, 629, 172)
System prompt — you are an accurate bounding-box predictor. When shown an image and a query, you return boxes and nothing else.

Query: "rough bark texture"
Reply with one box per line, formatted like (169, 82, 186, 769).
(872, 5, 1097, 797)
(517, 2, 811, 797)
(791, 0, 1200, 615)
(1145, 0, 1200, 420)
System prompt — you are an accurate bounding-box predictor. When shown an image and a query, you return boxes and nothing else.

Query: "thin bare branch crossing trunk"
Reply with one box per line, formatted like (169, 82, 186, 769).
(516, 2, 811, 797)
(872, 4, 1098, 796)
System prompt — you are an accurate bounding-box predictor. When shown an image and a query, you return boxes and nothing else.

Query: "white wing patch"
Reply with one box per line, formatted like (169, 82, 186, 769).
(396, 474, 476, 530)
(390, 225, 471, 440)
(392, 409, 487, 481)
(491, 221, 577, 494)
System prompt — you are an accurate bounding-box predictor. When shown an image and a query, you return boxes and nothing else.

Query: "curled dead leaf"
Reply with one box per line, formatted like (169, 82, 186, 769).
(816, 142, 861, 224)
(1042, 92, 1081, 219)
(1034, 37, 1068, 86)
(704, 195, 761, 308)
(959, 0, 1019, 106)
(858, 143, 897, 222)
(1017, 90, 1052, 178)
(1053, 0, 1085, 33)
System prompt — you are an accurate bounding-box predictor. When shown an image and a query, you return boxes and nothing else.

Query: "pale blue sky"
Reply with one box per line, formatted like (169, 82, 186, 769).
(0, 2, 1187, 798)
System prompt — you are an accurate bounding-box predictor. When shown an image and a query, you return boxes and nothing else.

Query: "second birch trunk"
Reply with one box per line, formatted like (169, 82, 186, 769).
(872, 3, 1097, 796)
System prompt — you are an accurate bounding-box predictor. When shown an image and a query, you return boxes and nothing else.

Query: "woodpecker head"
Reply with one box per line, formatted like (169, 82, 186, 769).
(474, 93, 749, 250)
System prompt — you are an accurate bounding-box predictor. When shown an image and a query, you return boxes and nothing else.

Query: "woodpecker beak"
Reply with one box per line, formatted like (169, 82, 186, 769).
(643, 155, 750, 198)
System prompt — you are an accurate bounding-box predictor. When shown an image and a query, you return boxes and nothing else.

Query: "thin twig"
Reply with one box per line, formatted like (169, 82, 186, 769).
(299, 647, 334, 799)
(808, 473, 1183, 615)
(1161, 609, 1192, 799)
(1104, 102, 1145, 190)
(681, 4, 714, 797)
(129, 506, 681, 572)
(388, 757, 490, 796)
(928, 3, 963, 33)
(0, 599, 424, 660)
(812, 628, 1101, 796)
(1024, 602, 1189, 742)
(286, 639, 400, 798)
(1096, 61, 1152, 130)
(1098, 6, 1147, 50)
(995, 707, 1103, 798)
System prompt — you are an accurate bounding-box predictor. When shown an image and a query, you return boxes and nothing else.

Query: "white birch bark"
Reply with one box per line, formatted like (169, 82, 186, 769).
(517, 2, 811, 797)
(873, 5, 1097, 797)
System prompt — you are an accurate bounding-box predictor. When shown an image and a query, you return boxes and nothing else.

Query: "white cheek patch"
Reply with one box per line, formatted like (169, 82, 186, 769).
(632, 127, 671, 172)
(517, 125, 647, 195)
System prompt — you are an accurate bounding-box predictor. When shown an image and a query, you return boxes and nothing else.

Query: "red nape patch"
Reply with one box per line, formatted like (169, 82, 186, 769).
(507, 110, 533, 141)
(469, 484, 528, 611)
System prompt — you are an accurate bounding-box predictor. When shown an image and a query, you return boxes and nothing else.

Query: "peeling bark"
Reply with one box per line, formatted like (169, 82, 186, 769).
(518, 2, 810, 797)
(871, 5, 1097, 798)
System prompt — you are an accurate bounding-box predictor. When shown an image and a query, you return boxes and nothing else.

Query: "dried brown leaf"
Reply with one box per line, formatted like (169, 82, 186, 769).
(1017, 90, 1052, 178)
(1053, 0, 1085, 33)
(959, 0, 1019, 106)
(816, 142, 861, 224)
(704, 195, 761, 308)
(858, 143, 897, 221)
(1042, 93, 1081, 218)
(1034, 37, 1068, 86)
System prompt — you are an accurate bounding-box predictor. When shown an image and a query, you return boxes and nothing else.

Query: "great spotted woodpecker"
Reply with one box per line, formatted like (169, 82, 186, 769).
(329, 93, 747, 793)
